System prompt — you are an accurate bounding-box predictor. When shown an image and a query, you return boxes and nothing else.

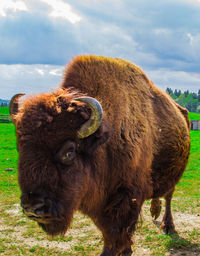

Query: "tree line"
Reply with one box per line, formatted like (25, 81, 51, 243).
(0, 103, 8, 107)
(166, 88, 200, 113)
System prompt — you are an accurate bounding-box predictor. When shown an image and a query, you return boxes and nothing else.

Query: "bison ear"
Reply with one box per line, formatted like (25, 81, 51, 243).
(81, 120, 110, 154)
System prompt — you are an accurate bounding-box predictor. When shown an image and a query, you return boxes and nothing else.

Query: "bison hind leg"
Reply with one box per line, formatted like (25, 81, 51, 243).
(160, 189, 175, 234)
(150, 198, 162, 220)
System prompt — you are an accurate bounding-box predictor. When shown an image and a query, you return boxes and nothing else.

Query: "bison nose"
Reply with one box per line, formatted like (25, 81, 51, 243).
(21, 192, 52, 218)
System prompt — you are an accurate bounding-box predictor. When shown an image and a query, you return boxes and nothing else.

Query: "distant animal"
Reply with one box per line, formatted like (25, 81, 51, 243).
(10, 56, 190, 256)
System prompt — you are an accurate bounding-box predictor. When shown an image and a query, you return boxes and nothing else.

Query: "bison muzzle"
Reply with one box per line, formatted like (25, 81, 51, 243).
(10, 56, 190, 256)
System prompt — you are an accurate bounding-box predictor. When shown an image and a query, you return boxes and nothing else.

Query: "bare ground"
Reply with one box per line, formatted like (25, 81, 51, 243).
(0, 203, 199, 255)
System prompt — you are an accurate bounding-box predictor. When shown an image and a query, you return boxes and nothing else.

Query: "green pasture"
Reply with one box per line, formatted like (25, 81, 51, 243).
(0, 108, 199, 255)
(0, 107, 9, 115)
(189, 112, 200, 120)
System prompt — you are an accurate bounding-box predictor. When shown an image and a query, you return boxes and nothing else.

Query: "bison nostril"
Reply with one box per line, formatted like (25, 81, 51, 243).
(22, 200, 52, 218)
(21, 202, 31, 210)
(21, 191, 53, 218)
(34, 206, 45, 216)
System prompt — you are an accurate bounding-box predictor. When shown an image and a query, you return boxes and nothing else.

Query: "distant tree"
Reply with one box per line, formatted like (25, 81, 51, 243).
(177, 90, 181, 97)
(170, 92, 176, 100)
(185, 94, 193, 112)
(197, 105, 200, 113)
(168, 89, 200, 113)
(177, 94, 186, 107)
(174, 89, 181, 97)
(166, 87, 173, 95)
(174, 89, 178, 97)
(1, 102, 7, 107)
(198, 89, 200, 102)
(192, 92, 198, 100)
(191, 99, 198, 112)
(184, 90, 189, 97)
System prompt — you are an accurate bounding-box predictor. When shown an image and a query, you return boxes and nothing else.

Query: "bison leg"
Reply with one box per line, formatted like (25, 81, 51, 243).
(119, 246, 133, 256)
(100, 246, 132, 256)
(98, 190, 143, 256)
(160, 188, 175, 234)
(100, 226, 134, 256)
(100, 247, 117, 256)
(150, 198, 162, 220)
(100, 241, 133, 256)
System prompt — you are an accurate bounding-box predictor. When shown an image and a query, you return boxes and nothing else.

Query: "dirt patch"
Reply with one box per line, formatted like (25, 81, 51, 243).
(0, 224, 72, 251)
(142, 202, 200, 232)
(0, 203, 199, 255)
(5, 203, 23, 216)
(169, 247, 200, 256)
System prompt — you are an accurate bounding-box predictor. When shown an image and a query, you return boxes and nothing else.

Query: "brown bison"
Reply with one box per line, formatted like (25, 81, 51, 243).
(10, 56, 190, 256)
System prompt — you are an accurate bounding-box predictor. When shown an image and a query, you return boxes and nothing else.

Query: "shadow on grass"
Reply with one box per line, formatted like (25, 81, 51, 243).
(153, 220, 200, 255)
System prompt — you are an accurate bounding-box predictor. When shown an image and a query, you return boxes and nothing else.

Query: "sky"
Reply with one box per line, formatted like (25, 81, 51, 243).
(0, 0, 200, 99)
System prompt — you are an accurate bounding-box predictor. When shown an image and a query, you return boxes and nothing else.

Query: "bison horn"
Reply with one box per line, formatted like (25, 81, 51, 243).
(9, 93, 25, 123)
(74, 97, 103, 139)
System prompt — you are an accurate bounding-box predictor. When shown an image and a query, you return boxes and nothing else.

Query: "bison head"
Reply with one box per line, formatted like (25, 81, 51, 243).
(10, 89, 109, 236)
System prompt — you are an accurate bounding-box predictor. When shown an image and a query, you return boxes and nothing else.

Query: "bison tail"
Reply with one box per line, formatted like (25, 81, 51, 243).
(150, 198, 162, 220)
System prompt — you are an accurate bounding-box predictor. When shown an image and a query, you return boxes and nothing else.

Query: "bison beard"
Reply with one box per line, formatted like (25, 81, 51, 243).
(10, 55, 190, 256)
(39, 221, 68, 236)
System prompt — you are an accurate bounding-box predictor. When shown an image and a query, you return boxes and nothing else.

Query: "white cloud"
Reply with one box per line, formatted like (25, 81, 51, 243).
(0, 0, 28, 17)
(49, 69, 63, 76)
(35, 68, 45, 76)
(0, 64, 63, 99)
(146, 68, 200, 93)
(179, 0, 200, 7)
(40, 0, 81, 23)
(0, 64, 199, 100)
(0, 0, 200, 98)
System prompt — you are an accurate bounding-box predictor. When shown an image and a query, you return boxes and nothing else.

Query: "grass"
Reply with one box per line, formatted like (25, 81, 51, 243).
(174, 130, 200, 212)
(0, 109, 199, 255)
(189, 112, 200, 120)
(0, 107, 9, 115)
(0, 123, 20, 204)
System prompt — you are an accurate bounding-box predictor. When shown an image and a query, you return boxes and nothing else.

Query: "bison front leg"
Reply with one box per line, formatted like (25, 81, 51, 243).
(98, 190, 143, 256)
(100, 246, 132, 256)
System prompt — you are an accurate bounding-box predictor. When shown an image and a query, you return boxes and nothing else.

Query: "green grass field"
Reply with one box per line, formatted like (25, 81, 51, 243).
(0, 107, 9, 115)
(189, 112, 200, 120)
(0, 108, 199, 255)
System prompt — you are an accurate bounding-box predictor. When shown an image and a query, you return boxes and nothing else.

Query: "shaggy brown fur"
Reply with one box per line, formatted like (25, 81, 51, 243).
(13, 55, 190, 256)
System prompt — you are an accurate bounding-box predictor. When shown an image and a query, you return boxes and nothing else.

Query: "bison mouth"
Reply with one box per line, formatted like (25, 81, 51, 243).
(23, 207, 72, 236)
(25, 213, 54, 224)
(24, 211, 70, 236)
(21, 191, 74, 236)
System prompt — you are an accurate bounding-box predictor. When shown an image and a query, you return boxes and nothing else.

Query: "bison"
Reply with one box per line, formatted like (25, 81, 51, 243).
(10, 55, 190, 256)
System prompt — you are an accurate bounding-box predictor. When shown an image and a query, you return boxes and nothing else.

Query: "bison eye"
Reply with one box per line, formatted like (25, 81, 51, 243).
(56, 141, 76, 165)
(62, 150, 75, 162)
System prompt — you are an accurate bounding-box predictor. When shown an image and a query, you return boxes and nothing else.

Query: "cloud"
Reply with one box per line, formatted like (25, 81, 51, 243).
(0, 0, 200, 98)
(0, 13, 81, 65)
(0, 0, 199, 70)
(0, 64, 63, 98)
(1, 63, 199, 100)
(146, 69, 200, 93)
(40, 0, 81, 23)
(0, 0, 28, 17)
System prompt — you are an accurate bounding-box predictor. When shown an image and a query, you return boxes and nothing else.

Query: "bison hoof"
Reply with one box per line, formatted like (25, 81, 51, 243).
(150, 198, 162, 220)
(118, 247, 132, 256)
(100, 247, 132, 256)
(100, 247, 117, 256)
(160, 221, 175, 234)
